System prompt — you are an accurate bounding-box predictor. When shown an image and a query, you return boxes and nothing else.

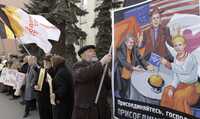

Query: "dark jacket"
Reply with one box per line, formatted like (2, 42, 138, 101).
(52, 64, 74, 119)
(114, 43, 148, 91)
(19, 63, 29, 73)
(19, 63, 29, 91)
(34, 67, 54, 119)
(72, 61, 111, 119)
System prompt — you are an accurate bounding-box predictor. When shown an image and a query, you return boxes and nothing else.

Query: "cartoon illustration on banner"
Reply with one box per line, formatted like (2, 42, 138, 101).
(113, 0, 200, 118)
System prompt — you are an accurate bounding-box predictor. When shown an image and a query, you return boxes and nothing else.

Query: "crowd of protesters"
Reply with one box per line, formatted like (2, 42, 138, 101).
(0, 45, 112, 119)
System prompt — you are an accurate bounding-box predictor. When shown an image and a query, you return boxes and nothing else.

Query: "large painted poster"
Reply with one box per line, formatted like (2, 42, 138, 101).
(112, 0, 200, 118)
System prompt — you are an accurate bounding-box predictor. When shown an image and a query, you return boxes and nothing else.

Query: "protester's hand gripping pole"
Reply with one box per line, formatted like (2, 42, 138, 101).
(94, 47, 112, 104)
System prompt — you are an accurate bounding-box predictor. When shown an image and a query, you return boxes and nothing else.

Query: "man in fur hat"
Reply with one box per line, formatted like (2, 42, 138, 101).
(72, 45, 112, 119)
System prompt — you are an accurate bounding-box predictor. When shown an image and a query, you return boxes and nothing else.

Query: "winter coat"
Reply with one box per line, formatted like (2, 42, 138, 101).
(72, 60, 111, 119)
(52, 64, 74, 119)
(24, 65, 39, 101)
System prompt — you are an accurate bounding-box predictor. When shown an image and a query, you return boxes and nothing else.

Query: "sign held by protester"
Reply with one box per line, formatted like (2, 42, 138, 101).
(0, 68, 25, 95)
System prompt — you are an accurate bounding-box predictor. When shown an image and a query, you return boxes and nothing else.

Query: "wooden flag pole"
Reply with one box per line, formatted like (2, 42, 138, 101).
(94, 47, 112, 104)
(16, 38, 31, 56)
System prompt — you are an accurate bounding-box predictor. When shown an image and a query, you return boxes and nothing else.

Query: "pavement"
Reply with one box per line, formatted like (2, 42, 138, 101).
(0, 92, 114, 119)
(0, 93, 39, 119)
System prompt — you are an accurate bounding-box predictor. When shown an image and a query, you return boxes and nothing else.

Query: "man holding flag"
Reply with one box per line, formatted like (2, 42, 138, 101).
(72, 45, 111, 119)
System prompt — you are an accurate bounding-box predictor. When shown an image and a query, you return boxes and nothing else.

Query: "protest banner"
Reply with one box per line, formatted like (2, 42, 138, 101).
(0, 68, 25, 96)
(112, 0, 200, 118)
(0, 68, 7, 83)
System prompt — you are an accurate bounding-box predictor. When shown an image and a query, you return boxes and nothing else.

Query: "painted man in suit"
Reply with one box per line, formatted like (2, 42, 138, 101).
(139, 7, 173, 62)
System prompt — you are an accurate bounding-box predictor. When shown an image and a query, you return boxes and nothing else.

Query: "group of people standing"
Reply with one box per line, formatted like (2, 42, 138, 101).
(0, 44, 112, 119)
(15, 54, 74, 119)
(24, 47, 111, 119)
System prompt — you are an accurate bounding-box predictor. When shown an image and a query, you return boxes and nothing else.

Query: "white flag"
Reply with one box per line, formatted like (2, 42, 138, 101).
(5, 7, 61, 53)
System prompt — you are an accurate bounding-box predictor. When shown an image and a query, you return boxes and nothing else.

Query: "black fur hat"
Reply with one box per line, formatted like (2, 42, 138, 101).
(78, 45, 96, 57)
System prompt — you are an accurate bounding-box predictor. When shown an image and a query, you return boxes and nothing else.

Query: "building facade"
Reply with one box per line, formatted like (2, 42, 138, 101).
(77, 0, 103, 47)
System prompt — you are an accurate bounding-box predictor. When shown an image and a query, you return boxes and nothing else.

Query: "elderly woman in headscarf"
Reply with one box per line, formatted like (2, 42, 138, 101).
(51, 55, 74, 119)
